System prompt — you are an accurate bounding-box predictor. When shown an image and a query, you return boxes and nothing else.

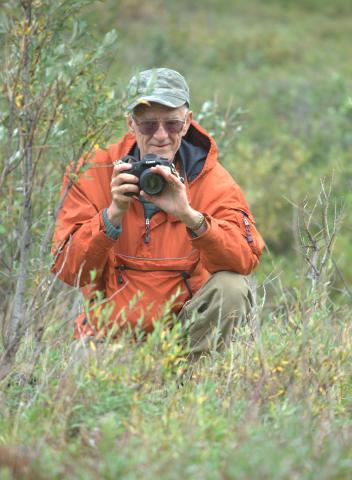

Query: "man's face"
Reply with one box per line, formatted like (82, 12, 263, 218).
(127, 103, 192, 162)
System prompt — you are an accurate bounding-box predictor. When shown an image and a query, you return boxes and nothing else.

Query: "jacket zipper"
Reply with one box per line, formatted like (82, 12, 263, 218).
(117, 265, 125, 284)
(144, 218, 150, 244)
(242, 213, 253, 244)
(116, 265, 193, 298)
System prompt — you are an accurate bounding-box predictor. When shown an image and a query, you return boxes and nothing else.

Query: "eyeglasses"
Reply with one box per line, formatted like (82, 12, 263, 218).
(132, 114, 187, 136)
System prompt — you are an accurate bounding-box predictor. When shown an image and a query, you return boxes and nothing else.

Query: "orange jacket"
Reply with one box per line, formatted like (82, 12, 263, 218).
(52, 121, 264, 337)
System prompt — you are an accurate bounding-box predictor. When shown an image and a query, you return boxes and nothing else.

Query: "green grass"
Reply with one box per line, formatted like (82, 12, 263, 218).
(1, 0, 352, 478)
(1, 297, 351, 478)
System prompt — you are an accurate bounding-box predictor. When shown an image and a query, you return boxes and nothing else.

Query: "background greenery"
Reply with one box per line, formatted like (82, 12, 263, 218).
(0, 0, 351, 478)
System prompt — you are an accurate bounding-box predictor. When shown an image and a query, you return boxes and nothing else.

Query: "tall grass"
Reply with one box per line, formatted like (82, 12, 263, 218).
(0, 286, 351, 478)
(1, 1, 351, 478)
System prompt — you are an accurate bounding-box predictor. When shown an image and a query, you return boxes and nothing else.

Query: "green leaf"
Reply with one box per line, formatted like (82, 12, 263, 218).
(0, 125, 6, 141)
(103, 29, 118, 47)
(0, 11, 9, 34)
(90, 269, 97, 282)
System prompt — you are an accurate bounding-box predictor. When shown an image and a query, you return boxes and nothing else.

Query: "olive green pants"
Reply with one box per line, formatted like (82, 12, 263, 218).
(177, 272, 254, 359)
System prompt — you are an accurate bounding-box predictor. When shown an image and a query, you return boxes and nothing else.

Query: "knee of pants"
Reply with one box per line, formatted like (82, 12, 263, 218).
(207, 271, 253, 313)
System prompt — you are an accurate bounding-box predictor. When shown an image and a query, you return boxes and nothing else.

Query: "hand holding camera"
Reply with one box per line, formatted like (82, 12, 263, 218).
(107, 153, 173, 226)
(108, 152, 198, 227)
(106, 159, 139, 226)
(120, 153, 173, 196)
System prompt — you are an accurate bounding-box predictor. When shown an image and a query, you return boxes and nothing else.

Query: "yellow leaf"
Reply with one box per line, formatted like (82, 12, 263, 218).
(15, 94, 23, 108)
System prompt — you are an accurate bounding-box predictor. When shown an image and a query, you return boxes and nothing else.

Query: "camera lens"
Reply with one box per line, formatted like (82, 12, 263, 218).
(140, 170, 165, 195)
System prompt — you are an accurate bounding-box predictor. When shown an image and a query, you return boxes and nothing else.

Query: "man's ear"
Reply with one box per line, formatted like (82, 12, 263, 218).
(182, 110, 193, 136)
(127, 114, 135, 134)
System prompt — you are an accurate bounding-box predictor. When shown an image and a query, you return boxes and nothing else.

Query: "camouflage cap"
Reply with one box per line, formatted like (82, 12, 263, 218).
(126, 68, 190, 111)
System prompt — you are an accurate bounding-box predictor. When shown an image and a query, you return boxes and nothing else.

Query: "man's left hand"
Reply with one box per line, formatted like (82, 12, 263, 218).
(140, 165, 205, 230)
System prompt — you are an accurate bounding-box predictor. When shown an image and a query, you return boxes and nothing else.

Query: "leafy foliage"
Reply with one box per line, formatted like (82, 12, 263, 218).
(0, 296, 351, 479)
(0, 0, 351, 478)
(0, 0, 124, 337)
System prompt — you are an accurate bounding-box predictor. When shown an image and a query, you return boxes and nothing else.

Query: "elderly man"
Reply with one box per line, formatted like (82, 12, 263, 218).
(52, 68, 264, 356)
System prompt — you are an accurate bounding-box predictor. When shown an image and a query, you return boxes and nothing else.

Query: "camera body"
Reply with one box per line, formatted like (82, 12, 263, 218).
(122, 153, 171, 196)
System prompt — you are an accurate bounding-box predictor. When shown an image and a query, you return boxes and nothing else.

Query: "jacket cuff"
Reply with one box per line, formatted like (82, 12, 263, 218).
(102, 208, 122, 240)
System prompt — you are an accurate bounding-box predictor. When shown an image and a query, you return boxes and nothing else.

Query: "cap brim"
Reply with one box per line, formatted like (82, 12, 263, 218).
(126, 94, 187, 111)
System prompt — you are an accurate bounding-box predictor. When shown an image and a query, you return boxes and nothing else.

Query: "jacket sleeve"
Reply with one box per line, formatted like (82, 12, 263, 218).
(190, 165, 265, 275)
(51, 157, 116, 288)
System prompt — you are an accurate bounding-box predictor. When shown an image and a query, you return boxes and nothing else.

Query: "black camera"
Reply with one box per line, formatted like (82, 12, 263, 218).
(122, 153, 171, 196)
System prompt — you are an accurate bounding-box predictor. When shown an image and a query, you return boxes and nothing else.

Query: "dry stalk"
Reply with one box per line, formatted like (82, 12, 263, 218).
(297, 177, 344, 309)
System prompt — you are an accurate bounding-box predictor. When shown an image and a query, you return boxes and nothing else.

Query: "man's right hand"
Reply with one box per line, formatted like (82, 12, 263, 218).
(107, 161, 139, 226)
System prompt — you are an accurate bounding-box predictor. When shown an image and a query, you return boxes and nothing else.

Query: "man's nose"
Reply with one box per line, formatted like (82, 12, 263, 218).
(153, 122, 169, 139)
